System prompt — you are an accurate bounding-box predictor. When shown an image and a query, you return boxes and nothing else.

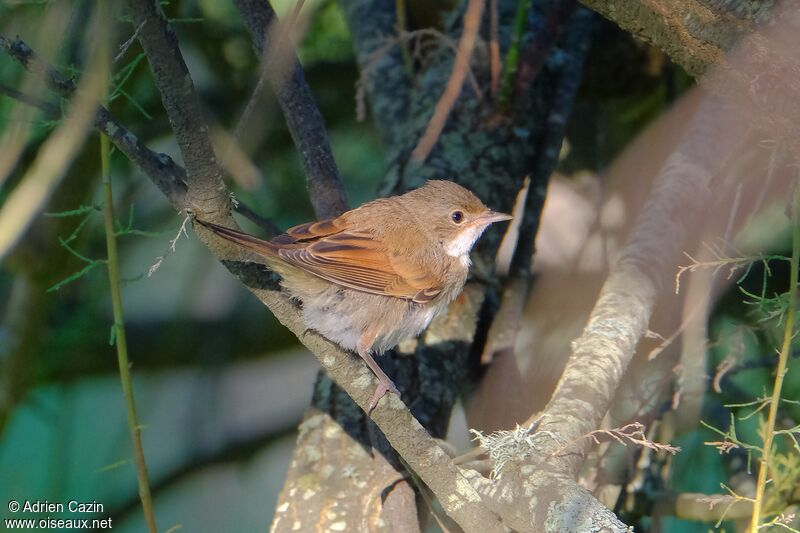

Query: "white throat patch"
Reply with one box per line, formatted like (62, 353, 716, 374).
(444, 226, 486, 263)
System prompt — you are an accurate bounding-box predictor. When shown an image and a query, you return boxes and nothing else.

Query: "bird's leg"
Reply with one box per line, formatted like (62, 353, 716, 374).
(357, 337, 399, 413)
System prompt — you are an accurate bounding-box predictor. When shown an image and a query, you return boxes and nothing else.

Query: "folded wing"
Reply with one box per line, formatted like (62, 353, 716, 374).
(200, 217, 442, 304)
(277, 230, 442, 304)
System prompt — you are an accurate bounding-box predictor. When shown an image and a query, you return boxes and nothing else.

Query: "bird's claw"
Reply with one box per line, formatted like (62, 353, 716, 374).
(367, 380, 400, 414)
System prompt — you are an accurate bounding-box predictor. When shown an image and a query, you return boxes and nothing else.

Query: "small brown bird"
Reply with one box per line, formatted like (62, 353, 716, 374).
(199, 180, 511, 411)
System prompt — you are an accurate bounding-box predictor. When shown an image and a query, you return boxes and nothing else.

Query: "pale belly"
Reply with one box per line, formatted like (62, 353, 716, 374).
(298, 284, 446, 354)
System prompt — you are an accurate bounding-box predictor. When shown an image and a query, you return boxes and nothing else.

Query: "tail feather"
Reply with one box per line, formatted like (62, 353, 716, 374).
(196, 219, 277, 257)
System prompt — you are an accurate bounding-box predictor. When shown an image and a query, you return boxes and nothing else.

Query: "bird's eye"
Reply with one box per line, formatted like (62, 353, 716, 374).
(451, 210, 464, 224)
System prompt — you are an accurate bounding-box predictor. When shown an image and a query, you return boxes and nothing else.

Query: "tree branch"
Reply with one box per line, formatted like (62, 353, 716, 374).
(0, 71, 272, 233)
(0, 83, 57, 114)
(3, 2, 641, 529)
(534, 95, 744, 470)
(228, 267, 505, 532)
(578, 0, 735, 79)
(122, 0, 229, 218)
(0, 35, 188, 206)
(233, 0, 348, 219)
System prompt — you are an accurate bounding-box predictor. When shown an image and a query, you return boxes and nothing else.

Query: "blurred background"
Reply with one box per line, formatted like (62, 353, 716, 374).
(1, 1, 387, 530)
(1, 0, 798, 532)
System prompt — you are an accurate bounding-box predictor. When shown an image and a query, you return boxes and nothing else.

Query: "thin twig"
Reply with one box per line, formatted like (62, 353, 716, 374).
(551, 422, 681, 459)
(233, 201, 280, 236)
(115, 20, 147, 63)
(410, 0, 485, 163)
(1, 73, 272, 232)
(0, 83, 58, 114)
(101, 133, 159, 533)
(0, 34, 189, 206)
(147, 215, 190, 278)
(750, 167, 800, 529)
(0, 28, 108, 263)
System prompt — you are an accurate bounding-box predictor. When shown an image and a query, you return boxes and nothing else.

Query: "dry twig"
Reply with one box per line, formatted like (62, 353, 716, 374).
(410, 0, 485, 163)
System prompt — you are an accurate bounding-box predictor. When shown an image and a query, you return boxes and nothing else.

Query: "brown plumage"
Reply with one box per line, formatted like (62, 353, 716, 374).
(198, 180, 511, 411)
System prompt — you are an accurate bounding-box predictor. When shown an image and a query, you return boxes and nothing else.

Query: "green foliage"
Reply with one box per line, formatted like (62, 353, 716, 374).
(44, 203, 161, 293)
(689, 226, 800, 530)
(298, 1, 354, 65)
(496, 0, 532, 109)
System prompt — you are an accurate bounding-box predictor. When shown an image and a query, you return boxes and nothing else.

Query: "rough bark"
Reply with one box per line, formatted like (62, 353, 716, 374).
(122, 0, 229, 219)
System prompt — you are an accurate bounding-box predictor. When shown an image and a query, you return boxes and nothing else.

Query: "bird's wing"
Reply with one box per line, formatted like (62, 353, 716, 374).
(276, 231, 443, 304)
(274, 218, 345, 244)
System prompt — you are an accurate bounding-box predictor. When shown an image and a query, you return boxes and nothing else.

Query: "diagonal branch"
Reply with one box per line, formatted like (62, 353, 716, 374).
(122, 0, 229, 218)
(458, 93, 745, 533)
(0, 70, 273, 234)
(0, 35, 188, 206)
(528, 94, 745, 471)
(233, 0, 348, 219)
(227, 265, 506, 532)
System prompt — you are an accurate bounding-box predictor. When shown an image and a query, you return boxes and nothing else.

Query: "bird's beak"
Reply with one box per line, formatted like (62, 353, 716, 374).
(477, 210, 513, 224)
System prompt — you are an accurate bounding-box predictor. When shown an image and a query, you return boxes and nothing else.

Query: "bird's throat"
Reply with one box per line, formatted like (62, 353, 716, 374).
(444, 226, 485, 261)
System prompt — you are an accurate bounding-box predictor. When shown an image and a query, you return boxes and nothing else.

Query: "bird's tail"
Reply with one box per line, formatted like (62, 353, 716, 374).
(196, 219, 278, 257)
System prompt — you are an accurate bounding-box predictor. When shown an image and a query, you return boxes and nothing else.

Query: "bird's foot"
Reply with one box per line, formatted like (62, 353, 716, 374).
(367, 378, 400, 414)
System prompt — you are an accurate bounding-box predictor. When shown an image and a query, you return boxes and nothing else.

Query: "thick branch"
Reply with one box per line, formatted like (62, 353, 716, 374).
(578, 0, 734, 78)
(233, 0, 348, 219)
(528, 94, 745, 471)
(456, 93, 746, 533)
(122, 0, 229, 217)
(120, 18, 487, 519)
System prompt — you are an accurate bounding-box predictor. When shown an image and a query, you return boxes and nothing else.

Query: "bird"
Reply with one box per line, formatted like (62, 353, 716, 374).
(198, 180, 511, 412)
